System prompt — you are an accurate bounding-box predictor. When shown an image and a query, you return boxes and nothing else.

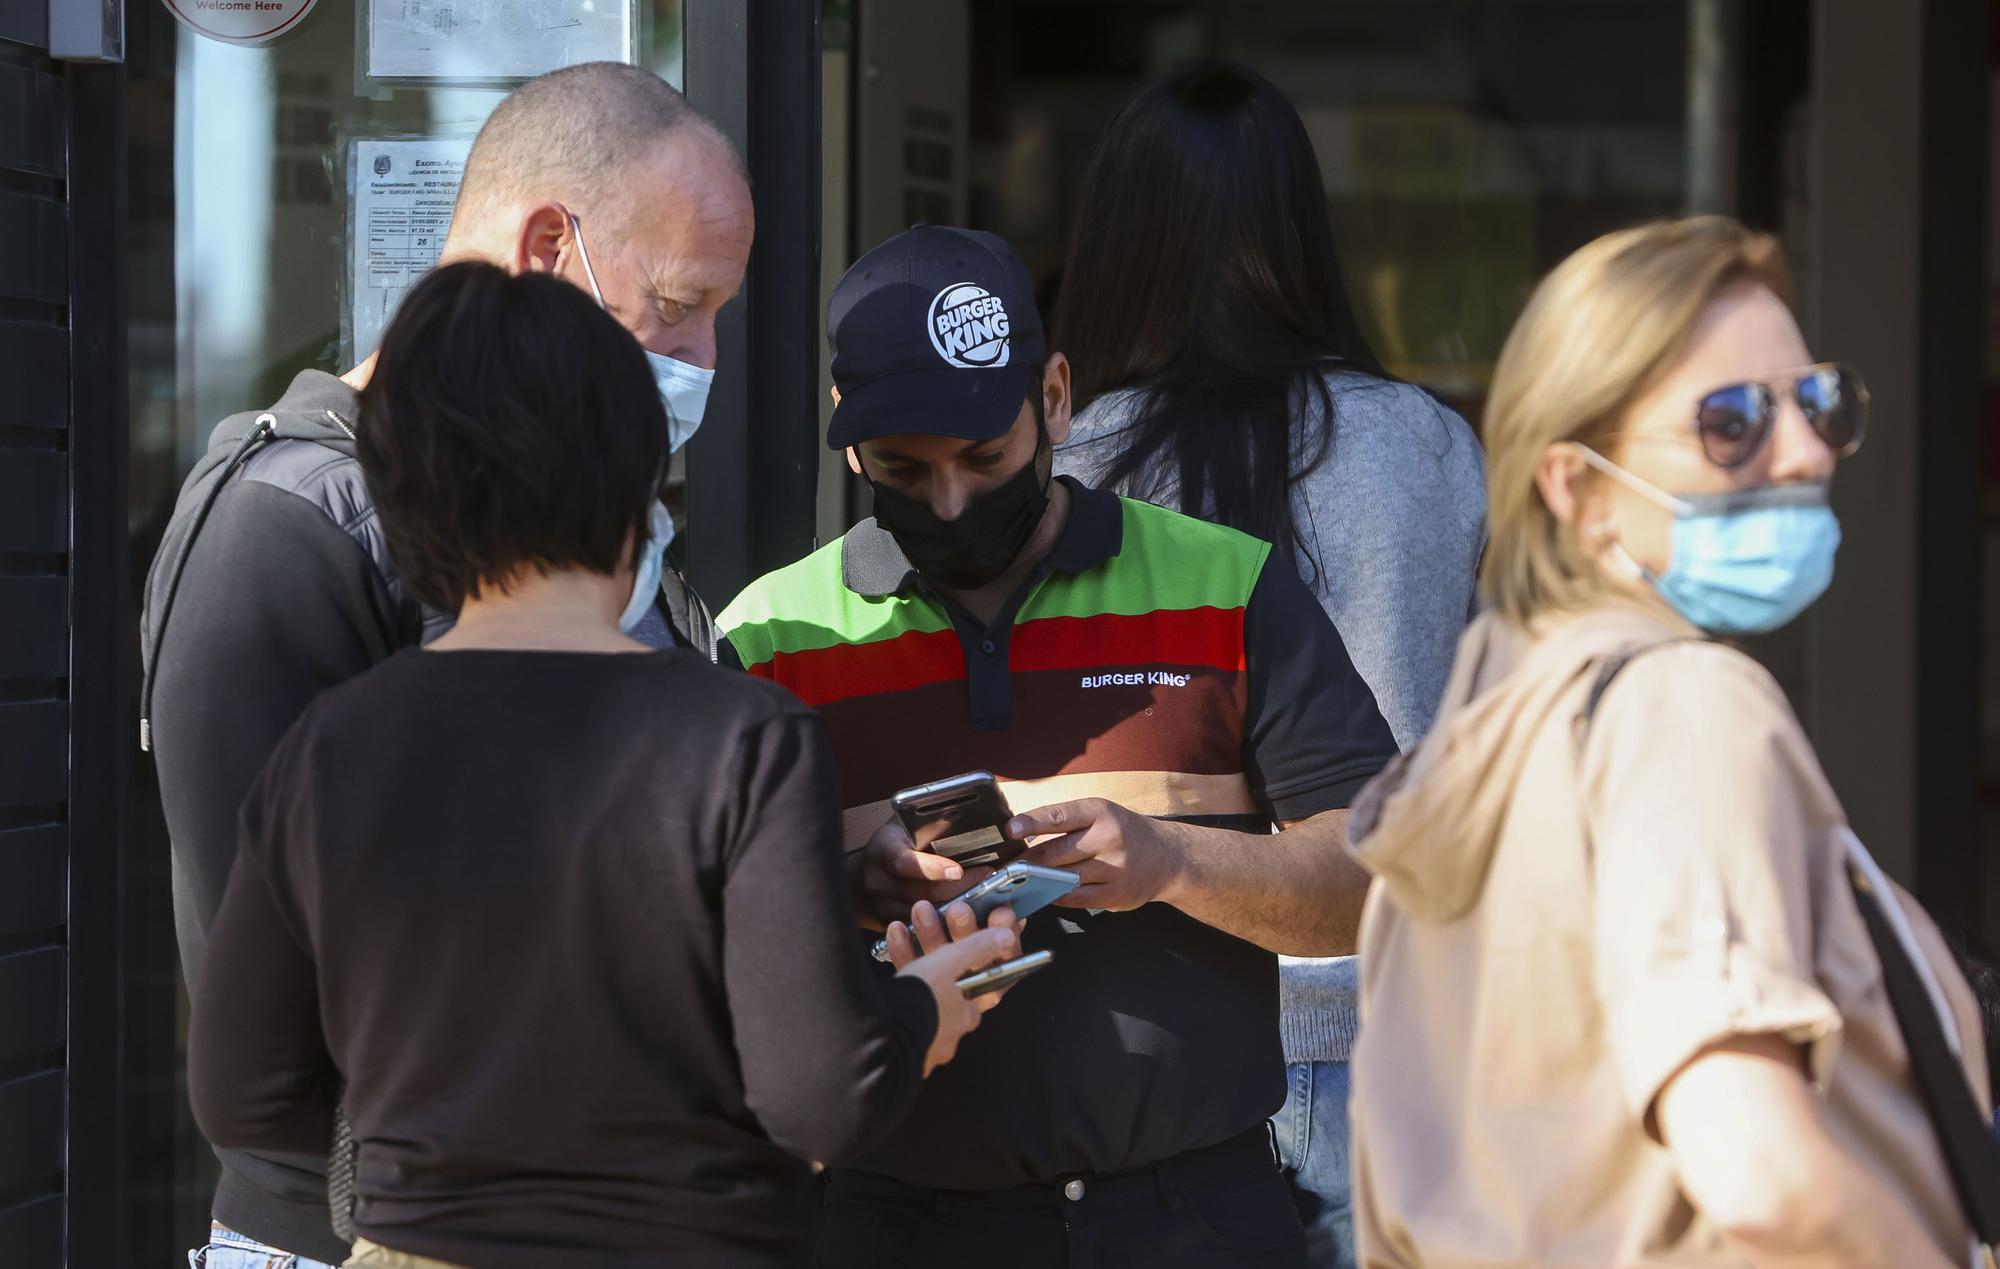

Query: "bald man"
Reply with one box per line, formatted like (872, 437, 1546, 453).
(140, 64, 752, 1269)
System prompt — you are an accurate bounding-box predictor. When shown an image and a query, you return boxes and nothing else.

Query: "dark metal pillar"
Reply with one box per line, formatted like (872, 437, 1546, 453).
(1913, 0, 1990, 929)
(64, 53, 131, 1269)
(683, 0, 823, 610)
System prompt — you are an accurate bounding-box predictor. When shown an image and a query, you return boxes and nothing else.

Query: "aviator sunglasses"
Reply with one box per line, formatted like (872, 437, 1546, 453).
(1693, 362, 1868, 469)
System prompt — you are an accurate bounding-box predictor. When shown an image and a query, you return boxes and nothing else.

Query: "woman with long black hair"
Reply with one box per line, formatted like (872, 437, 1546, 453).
(1053, 59, 1486, 1269)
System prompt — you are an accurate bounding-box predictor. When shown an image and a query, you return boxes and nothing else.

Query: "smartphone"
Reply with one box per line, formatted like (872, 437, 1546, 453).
(870, 863, 1080, 963)
(892, 771, 1020, 868)
(958, 949, 1055, 998)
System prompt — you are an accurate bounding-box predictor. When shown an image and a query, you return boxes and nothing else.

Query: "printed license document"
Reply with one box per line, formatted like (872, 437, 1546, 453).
(347, 137, 470, 363)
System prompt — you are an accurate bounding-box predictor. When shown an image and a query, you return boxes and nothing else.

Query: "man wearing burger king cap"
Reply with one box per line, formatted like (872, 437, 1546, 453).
(719, 226, 1397, 1268)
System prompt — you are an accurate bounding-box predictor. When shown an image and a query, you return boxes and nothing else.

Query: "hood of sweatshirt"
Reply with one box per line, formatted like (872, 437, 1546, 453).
(185, 369, 360, 490)
(1347, 600, 1700, 925)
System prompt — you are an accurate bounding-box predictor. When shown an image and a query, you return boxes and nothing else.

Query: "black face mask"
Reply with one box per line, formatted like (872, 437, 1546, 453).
(870, 431, 1050, 591)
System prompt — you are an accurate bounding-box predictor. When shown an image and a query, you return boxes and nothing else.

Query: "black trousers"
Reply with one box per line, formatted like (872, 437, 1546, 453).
(815, 1126, 1307, 1269)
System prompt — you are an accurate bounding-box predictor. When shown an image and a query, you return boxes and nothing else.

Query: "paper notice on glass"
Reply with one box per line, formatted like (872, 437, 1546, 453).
(347, 138, 469, 362)
(367, 0, 632, 81)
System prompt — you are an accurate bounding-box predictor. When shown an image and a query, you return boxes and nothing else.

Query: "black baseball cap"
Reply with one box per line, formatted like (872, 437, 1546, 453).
(826, 226, 1047, 451)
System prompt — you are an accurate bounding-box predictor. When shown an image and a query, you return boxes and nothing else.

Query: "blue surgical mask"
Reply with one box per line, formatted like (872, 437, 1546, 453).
(1574, 445, 1841, 635)
(569, 214, 713, 453)
(619, 502, 677, 634)
(647, 352, 713, 454)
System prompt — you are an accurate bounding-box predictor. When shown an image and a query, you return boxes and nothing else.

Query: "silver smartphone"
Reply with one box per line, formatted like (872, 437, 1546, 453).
(891, 771, 1020, 868)
(957, 949, 1055, 998)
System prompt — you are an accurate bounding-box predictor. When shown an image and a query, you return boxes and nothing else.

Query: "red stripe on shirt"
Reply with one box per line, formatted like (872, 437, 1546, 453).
(749, 626, 967, 707)
(1010, 607, 1246, 675)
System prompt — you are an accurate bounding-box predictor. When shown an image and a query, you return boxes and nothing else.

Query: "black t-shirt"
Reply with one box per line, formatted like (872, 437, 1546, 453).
(185, 648, 936, 1269)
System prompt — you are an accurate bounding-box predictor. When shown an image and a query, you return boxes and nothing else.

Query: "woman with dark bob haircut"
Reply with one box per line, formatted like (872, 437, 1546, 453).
(186, 262, 1020, 1269)
(1052, 59, 1486, 1269)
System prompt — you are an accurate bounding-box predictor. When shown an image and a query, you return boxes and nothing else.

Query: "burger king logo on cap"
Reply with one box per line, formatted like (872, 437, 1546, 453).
(927, 283, 1012, 369)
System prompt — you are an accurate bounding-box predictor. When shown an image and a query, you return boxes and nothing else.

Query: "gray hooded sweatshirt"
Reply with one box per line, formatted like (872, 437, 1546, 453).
(1056, 367, 1486, 1063)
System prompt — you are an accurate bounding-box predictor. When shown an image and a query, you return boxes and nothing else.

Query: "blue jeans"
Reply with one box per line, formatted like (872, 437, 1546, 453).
(1269, 1060, 1355, 1269)
(190, 1222, 340, 1269)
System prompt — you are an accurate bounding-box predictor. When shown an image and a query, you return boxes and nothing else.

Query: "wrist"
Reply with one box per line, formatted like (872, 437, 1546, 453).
(844, 850, 887, 929)
(1154, 818, 1204, 908)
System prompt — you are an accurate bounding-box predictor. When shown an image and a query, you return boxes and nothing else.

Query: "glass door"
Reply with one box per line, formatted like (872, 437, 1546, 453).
(824, 0, 1698, 539)
(123, 1, 684, 1255)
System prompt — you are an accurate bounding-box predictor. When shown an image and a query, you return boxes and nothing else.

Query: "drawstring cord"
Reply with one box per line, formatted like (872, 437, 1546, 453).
(139, 414, 277, 752)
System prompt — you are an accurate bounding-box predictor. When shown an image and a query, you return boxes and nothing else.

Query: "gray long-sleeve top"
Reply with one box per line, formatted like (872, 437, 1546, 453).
(1056, 368, 1487, 1063)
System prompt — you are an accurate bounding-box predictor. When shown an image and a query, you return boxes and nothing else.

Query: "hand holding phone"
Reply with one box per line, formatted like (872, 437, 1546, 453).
(883, 903, 1055, 1001)
(957, 949, 1054, 998)
(886, 922, 1022, 1076)
(871, 863, 1079, 963)
(893, 772, 1020, 869)
(853, 774, 1028, 928)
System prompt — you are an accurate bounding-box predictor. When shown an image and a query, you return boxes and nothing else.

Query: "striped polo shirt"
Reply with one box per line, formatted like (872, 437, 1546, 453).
(717, 477, 1396, 1188)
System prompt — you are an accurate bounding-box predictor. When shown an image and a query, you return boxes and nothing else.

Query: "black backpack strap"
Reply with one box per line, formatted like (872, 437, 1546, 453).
(1578, 637, 2000, 1252)
(1571, 638, 1701, 755)
(140, 414, 276, 752)
(1847, 862, 2000, 1253)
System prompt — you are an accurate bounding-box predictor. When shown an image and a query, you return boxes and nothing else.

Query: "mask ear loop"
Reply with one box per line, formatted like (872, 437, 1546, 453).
(567, 213, 610, 309)
(1567, 442, 1693, 515)
(1564, 442, 1687, 585)
(570, 212, 672, 580)
(1603, 539, 1652, 584)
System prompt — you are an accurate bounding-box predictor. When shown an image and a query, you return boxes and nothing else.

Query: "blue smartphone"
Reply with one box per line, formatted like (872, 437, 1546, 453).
(870, 863, 1079, 963)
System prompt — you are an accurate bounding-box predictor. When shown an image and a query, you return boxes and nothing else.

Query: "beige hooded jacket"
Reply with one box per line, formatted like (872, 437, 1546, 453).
(1346, 602, 1988, 1267)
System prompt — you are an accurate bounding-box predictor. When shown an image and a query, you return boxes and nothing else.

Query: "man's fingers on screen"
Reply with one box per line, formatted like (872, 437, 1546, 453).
(1022, 832, 1089, 870)
(1007, 798, 1107, 840)
(941, 865, 995, 898)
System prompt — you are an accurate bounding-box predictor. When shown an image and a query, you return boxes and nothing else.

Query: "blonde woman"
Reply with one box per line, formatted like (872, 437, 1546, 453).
(1345, 217, 1992, 1267)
